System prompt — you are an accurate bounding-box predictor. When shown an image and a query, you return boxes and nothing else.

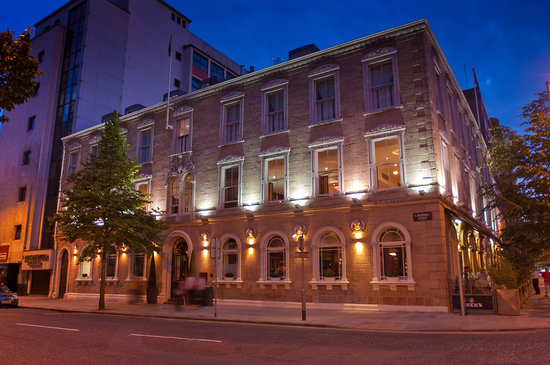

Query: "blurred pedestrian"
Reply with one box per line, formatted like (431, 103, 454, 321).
(531, 268, 541, 295)
(184, 275, 196, 305)
(542, 266, 550, 297)
(174, 281, 185, 310)
(128, 278, 139, 304)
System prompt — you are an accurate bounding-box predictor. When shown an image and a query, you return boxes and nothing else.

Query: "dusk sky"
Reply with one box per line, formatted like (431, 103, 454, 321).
(2, 0, 549, 132)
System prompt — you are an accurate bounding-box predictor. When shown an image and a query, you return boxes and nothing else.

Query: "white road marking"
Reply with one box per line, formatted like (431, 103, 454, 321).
(129, 333, 222, 343)
(16, 323, 80, 332)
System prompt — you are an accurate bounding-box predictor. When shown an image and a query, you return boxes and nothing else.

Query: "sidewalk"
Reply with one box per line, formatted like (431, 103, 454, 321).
(17, 294, 550, 332)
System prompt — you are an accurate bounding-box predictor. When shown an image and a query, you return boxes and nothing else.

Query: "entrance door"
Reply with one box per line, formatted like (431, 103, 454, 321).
(171, 239, 189, 298)
(58, 250, 69, 299)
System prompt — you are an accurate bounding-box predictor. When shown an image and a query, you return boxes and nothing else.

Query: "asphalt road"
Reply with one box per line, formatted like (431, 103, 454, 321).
(1, 308, 549, 364)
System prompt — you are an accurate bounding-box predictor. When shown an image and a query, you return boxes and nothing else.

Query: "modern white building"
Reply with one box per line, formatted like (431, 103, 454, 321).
(0, 0, 242, 294)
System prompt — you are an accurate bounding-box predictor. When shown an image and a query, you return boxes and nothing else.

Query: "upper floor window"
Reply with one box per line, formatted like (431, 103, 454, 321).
(89, 144, 99, 160)
(18, 187, 26, 202)
(175, 51, 182, 62)
(221, 165, 240, 208)
(440, 138, 451, 195)
(135, 179, 150, 211)
(68, 149, 80, 176)
(14, 225, 22, 240)
(22, 150, 31, 165)
(363, 48, 399, 112)
(193, 51, 208, 78)
(371, 135, 403, 190)
(174, 116, 191, 153)
(211, 62, 224, 80)
(27, 116, 35, 130)
(312, 145, 342, 197)
(308, 65, 341, 124)
(37, 50, 45, 63)
(220, 93, 244, 144)
(191, 77, 201, 91)
(138, 128, 153, 163)
(261, 80, 288, 135)
(262, 154, 287, 202)
(168, 174, 194, 214)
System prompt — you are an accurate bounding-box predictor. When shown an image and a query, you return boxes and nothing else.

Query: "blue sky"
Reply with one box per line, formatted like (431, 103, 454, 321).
(3, 0, 549, 131)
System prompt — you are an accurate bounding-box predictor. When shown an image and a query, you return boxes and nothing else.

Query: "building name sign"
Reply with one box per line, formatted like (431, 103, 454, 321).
(22, 250, 53, 270)
(0, 245, 8, 262)
(413, 212, 432, 222)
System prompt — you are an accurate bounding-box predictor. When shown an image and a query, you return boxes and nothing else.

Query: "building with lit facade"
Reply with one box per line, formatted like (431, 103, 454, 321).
(0, 0, 241, 295)
(52, 19, 500, 311)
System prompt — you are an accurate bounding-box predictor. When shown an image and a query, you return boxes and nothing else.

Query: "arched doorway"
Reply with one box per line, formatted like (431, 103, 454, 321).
(58, 250, 69, 299)
(171, 239, 189, 299)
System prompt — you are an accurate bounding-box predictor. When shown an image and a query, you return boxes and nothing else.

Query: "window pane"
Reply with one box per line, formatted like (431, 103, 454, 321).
(171, 178, 179, 214)
(225, 103, 240, 142)
(268, 251, 285, 279)
(106, 254, 116, 277)
(267, 91, 284, 133)
(222, 239, 238, 278)
(319, 247, 341, 279)
(133, 253, 145, 277)
(183, 175, 193, 213)
(370, 61, 394, 109)
(176, 117, 190, 153)
(375, 138, 401, 189)
(139, 129, 151, 163)
(380, 246, 406, 278)
(79, 259, 91, 278)
(267, 158, 285, 201)
(224, 166, 239, 208)
(317, 149, 339, 195)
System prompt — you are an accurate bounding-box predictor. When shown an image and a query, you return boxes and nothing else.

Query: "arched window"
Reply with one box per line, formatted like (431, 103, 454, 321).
(168, 174, 194, 215)
(266, 236, 286, 280)
(378, 227, 407, 279)
(77, 256, 92, 280)
(222, 238, 239, 280)
(318, 232, 343, 280)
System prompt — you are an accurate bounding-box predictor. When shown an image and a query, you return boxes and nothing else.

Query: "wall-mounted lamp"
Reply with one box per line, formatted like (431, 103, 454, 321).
(350, 219, 365, 240)
(245, 227, 257, 246)
(73, 244, 78, 255)
(201, 233, 210, 248)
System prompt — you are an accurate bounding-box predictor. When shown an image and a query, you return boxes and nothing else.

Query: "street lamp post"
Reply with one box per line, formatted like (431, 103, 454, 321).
(299, 235, 306, 321)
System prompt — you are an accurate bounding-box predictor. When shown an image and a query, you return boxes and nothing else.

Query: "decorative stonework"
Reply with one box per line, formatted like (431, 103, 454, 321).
(174, 106, 193, 115)
(308, 64, 339, 77)
(137, 118, 155, 129)
(308, 136, 344, 148)
(220, 91, 245, 103)
(89, 136, 101, 145)
(136, 174, 152, 181)
(169, 154, 195, 176)
(261, 79, 288, 91)
(67, 143, 81, 151)
(259, 146, 291, 157)
(364, 124, 405, 138)
(362, 47, 396, 62)
(216, 155, 245, 165)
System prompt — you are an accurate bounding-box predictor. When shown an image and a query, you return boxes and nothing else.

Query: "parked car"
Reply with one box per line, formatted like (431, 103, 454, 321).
(0, 284, 18, 307)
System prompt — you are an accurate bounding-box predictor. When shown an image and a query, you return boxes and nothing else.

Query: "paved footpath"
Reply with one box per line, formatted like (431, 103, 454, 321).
(17, 294, 550, 333)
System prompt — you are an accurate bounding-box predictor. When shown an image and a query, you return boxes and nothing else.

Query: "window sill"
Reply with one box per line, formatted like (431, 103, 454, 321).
(308, 118, 343, 128)
(260, 129, 290, 138)
(370, 279, 416, 291)
(363, 104, 403, 116)
(216, 279, 243, 288)
(170, 151, 192, 157)
(217, 139, 244, 148)
(309, 279, 349, 290)
(105, 278, 120, 285)
(75, 278, 93, 285)
(257, 279, 292, 289)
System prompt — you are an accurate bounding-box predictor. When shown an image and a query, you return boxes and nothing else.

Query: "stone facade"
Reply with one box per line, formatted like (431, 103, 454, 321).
(52, 19, 499, 311)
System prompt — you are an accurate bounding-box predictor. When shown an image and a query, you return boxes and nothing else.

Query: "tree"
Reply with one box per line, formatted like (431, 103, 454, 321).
(0, 28, 42, 123)
(55, 112, 165, 310)
(481, 91, 550, 283)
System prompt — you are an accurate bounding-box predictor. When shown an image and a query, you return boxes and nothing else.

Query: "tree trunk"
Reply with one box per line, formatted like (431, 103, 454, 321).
(99, 250, 106, 310)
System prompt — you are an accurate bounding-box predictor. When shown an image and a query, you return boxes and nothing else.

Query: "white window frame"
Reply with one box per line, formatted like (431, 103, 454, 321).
(76, 248, 93, 281)
(137, 127, 153, 164)
(452, 152, 462, 204)
(261, 80, 289, 135)
(220, 92, 245, 145)
(135, 177, 151, 212)
(309, 140, 344, 197)
(217, 158, 243, 209)
(260, 150, 289, 203)
(257, 232, 291, 287)
(105, 251, 119, 281)
(310, 227, 348, 289)
(470, 173, 478, 218)
(362, 48, 400, 113)
(167, 173, 194, 215)
(129, 252, 147, 281)
(439, 136, 451, 196)
(217, 234, 242, 283)
(365, 128, 406, 191)
(308, 65, 341, 125)
(67, 144, 80, 176)
(173, 109, 193, 154)
(370, 222, 415, 291)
